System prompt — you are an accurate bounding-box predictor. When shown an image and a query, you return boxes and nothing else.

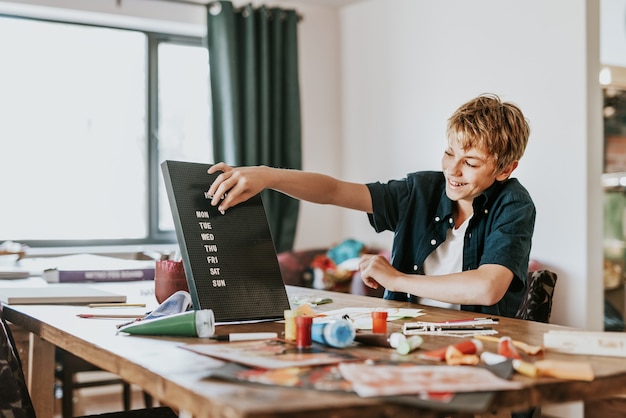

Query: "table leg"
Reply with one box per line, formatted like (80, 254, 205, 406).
(27, 332, 55, 418)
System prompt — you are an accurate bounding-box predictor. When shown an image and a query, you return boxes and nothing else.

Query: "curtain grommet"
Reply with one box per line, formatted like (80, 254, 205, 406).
(208, 2, 222, 16)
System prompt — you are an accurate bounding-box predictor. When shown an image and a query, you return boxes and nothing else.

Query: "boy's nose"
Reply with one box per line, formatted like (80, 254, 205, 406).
(447, 161, 462, 176)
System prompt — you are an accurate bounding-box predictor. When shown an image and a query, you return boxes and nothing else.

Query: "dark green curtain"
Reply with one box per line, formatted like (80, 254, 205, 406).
(206, 1, 302, 253)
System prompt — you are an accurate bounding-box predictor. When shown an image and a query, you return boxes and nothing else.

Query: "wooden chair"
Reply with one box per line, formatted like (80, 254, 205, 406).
(0, 303, 177, 418)
(510, 269, 558, 418)
(55, 349, 155, 418)
(53, 250, 163, 417)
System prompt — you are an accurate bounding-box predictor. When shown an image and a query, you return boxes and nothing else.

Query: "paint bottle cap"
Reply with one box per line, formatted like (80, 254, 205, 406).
(388, 332, 406, 348)
(195, 309, 216, 338)
(395, 335, 424, 355)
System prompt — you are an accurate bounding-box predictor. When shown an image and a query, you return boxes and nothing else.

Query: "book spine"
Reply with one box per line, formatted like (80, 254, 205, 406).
(46, 268, 155, 283)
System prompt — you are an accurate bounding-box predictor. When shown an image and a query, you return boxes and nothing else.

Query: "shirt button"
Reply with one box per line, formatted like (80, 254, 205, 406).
(448, 218, 453, 224)
(413, 265, 418, 271)
(430, 239, 437, 245)
(484, 209, 488, 214)
(435, 216, 440, 222)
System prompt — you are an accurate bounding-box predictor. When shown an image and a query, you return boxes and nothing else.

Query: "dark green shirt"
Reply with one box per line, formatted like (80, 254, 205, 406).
(366, 171, 536, 318)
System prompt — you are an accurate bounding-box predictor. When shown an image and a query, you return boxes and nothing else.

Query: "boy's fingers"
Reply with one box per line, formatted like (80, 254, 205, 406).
(208, 162, 230, 174)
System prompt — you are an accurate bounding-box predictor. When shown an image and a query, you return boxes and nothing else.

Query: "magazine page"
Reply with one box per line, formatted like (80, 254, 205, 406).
(181, 339, 361, 369)
(338, 363, 523, 398)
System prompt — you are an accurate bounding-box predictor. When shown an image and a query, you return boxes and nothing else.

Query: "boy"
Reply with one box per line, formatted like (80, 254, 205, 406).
(207, 93, 534, 318)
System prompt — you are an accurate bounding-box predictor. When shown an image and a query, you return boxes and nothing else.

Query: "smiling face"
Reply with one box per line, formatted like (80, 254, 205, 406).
(441, 140, 516, 210)
(442, 94, 526, 215)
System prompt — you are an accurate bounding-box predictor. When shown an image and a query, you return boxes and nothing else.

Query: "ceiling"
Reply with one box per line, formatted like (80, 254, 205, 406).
(292, 0, 363, 6)
(162, 0, 363, 7)
(276, 0, 363, 8)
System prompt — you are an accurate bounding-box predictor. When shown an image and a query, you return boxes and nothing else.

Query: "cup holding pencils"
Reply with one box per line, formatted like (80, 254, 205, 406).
(154, 259, 189, 304)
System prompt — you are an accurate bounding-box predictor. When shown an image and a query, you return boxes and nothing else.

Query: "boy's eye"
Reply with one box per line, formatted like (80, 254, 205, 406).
(465, 160, 477, 168)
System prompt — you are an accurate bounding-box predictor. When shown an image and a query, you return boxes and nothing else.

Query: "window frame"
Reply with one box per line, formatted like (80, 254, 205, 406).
(0, 13, 208, 249)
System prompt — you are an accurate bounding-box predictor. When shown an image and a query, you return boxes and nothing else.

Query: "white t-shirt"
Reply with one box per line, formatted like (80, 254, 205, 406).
(420, 216, 472, 310)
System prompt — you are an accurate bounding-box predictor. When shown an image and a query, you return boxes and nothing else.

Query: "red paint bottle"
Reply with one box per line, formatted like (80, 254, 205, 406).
(295, 316, 313, 349)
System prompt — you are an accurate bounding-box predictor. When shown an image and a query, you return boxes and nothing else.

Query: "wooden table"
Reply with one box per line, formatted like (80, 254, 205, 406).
(5, 284, 626, 418)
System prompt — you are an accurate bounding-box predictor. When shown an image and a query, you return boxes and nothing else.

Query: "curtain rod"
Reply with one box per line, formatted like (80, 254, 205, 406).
(116, 0, 303, 20)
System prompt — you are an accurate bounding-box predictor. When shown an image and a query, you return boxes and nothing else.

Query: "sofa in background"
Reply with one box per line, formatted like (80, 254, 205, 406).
(277, 243, 387, 298)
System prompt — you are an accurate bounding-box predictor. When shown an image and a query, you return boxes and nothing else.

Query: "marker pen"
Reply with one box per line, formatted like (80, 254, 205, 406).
(210, 332, 278, 341)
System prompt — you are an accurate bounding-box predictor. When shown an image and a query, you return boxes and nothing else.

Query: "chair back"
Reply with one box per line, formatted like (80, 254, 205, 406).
(0, 303, 36, 418)
(515, 269, 558, 323)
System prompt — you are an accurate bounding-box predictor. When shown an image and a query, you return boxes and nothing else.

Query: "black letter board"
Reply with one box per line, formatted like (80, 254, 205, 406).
(161, 160, 290, 323)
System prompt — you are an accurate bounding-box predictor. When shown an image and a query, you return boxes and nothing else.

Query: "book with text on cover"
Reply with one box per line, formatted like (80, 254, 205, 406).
(41, 254, 155, 283)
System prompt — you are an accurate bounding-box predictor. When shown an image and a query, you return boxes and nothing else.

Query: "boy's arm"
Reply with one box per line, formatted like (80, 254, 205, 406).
(207, 162, 373, 213)
(359, 254, 513, 306)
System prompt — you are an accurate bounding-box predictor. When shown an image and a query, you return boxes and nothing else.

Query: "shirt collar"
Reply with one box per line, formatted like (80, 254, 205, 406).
(436, 179, 507, 222)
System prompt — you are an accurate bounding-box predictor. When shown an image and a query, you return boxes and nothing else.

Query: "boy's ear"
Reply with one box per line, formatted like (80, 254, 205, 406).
(495, 161, 518, 181)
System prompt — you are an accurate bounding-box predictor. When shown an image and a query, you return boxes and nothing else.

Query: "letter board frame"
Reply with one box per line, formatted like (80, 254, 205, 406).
(161, 160, 290, 323)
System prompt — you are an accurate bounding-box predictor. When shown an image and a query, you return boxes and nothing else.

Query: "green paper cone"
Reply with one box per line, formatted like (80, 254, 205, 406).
(118, 309, 215, 337)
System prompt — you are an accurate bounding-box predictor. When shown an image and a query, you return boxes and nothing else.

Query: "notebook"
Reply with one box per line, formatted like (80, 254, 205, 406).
(161, 160, 291, 323)
(0, 286, 127, 305)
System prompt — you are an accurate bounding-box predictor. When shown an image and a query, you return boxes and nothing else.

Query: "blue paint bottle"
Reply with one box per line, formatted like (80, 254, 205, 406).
(311, 319, 356, 348)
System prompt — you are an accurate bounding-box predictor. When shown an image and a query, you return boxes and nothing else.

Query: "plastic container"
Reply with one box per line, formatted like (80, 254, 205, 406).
(311, 319, 356, 348)
(295, 316, 313, 348)
(284, 309, 297, 341)
(371, 311, 388, 334)
(154, 260, 189, 304)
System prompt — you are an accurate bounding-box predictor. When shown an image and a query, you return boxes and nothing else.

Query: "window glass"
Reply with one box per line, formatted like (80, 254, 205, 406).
(0, 16, 211, 244)
(0, 18, 146, 240)
(157, 43, 212, 231)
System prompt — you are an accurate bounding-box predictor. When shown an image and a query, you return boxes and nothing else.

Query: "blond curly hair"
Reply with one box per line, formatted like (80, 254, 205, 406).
(447, 93, 530, 174)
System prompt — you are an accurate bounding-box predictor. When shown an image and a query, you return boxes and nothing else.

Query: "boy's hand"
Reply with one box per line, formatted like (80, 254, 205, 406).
(207, 162, 269, 212)
(358, 254, 398, 291)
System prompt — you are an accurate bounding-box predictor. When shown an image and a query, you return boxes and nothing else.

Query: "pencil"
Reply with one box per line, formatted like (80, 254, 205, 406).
(77, 314, 146, 319)
(88, 303, 147, 308)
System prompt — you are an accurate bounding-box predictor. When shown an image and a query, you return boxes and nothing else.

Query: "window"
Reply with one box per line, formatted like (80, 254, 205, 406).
(0, 15, 211, 247)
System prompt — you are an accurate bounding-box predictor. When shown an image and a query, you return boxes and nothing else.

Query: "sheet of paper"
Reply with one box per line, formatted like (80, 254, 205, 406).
(181, 339, 361, 369)
(315, 307, 424, 330)
(338, 363, 523, 397)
